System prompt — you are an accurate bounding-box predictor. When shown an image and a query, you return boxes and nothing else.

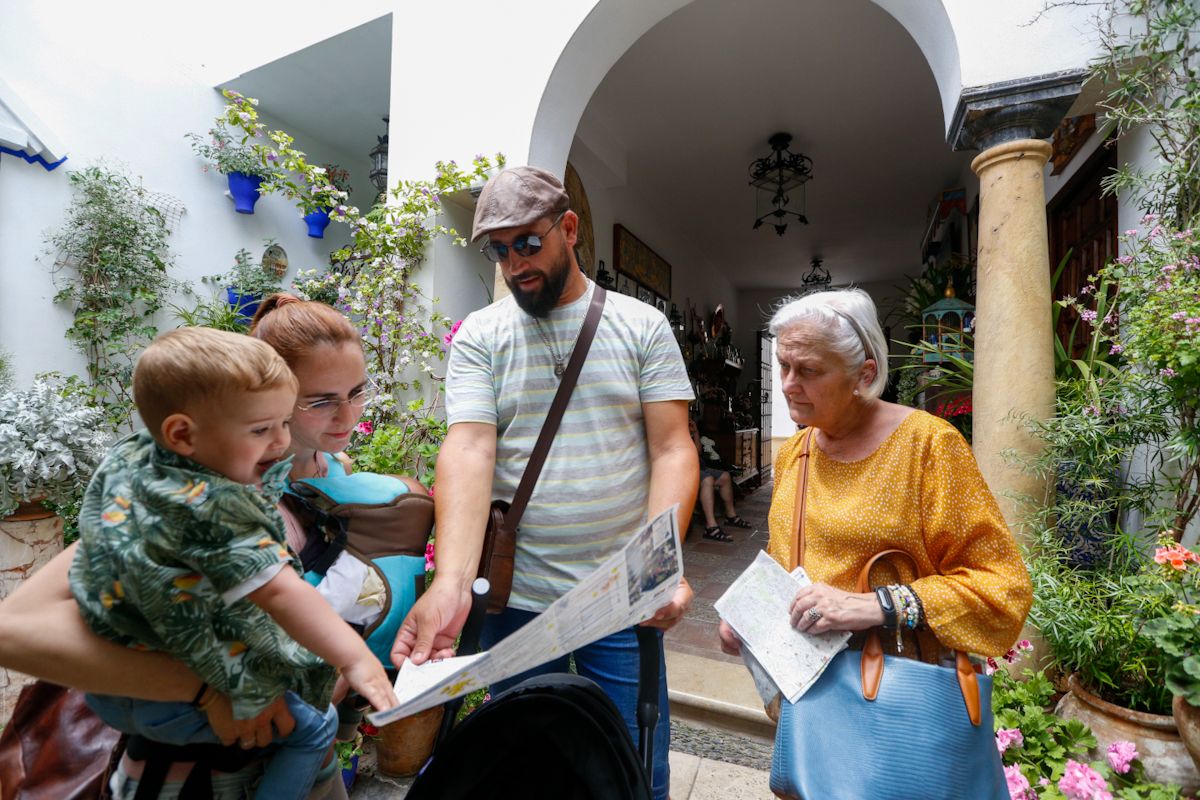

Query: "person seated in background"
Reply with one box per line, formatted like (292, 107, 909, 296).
(688, 419, 752, 542)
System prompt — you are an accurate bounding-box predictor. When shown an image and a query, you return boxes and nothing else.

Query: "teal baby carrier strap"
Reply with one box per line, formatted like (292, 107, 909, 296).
(285, 470, 432, 665)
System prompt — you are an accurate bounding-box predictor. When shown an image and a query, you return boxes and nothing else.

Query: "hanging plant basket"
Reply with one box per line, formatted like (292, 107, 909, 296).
(304, 208, 332, 238)
(227, 172, 264, 214)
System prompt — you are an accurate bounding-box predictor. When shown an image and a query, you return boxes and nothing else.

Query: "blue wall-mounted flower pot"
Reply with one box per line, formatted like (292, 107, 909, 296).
(227, 171, 264, 214)
(341, 755, 359, 790)
(304, 208, 332, 238)
(226, 287, 262, 323)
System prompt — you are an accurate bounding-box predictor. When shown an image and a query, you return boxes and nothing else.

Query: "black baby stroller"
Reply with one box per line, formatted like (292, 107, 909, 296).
(404, 579, 661, 800)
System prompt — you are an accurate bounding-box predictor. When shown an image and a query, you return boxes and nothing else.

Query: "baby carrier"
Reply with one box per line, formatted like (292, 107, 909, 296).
(282, 470, 434, 664)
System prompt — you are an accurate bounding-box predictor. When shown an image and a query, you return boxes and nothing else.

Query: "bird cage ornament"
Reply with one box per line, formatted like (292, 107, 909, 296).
(921, 283, 974, 363)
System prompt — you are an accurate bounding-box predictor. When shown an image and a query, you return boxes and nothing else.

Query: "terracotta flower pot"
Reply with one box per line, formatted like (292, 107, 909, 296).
(1173, 695, 1200, 775)
(1056, 674, 1200, 793)
(374, 705, 444, 777)
(1, 501, 64, 721)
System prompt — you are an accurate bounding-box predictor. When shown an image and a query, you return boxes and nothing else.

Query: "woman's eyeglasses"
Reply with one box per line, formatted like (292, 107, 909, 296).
(295, 385, 377, 416)
(479, 212, 565, 263)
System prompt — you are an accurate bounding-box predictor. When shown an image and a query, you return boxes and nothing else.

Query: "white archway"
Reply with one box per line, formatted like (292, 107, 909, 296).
(528, 0, 962, 174)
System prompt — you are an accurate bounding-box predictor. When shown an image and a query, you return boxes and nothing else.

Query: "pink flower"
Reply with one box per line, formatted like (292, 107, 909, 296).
(1058, 759, 1112, 800)
(424, 541, 436, 572)
(443, 319, 464, 348)
(1080, 309, 1098, 323)
(355, 420, 374, 435)
(1017, 639, 1033, 652)
(1106, 740, 1137, 774)
(1109, 343, 1124, 355)
(996, 728, 1024, 753)
(1004, 765, 1034, 800)
(1161, 367, 1178, 378)
(985, 656, 999, 675)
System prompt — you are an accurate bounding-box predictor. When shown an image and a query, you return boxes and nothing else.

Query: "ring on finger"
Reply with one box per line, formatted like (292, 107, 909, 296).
(806, 608, 823, 622)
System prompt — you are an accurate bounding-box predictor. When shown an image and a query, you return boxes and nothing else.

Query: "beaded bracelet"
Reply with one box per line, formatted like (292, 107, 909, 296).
(886, 585, 906, 653)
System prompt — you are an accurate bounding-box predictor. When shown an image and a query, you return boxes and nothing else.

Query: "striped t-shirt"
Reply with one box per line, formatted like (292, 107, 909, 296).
(445, 280, 694, 612)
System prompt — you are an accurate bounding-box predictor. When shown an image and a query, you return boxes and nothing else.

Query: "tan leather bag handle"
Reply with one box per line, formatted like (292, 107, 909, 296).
(788, 429, 814, 572)
(790, 430, 981, 727)
(854, 550, 982, 726)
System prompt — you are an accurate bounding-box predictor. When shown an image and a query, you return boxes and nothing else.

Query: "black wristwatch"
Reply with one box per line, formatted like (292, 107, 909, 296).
(875, 586, 897, 629)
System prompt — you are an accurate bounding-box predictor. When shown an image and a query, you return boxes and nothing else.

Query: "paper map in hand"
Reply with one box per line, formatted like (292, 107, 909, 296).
(714, 550, 850, 703)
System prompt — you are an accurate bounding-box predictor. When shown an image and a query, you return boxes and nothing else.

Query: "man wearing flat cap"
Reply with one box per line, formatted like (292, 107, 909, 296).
(393, 165, 697, 798)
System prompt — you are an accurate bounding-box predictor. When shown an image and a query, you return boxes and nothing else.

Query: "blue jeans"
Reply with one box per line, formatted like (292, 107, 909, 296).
(481, 608, 670, 800)
(86, 690, 337, 800)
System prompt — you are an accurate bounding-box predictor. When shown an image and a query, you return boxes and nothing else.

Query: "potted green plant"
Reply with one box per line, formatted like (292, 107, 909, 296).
(1142, 539, 1200, 772)
(0, 374, 111, 521)
(302, 164, 352, 239)
(204, 248, 283, 323)
(186, 97, 279, 214)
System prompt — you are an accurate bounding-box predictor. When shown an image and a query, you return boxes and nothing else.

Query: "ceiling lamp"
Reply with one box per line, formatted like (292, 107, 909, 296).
(749, 132, 812, 236)
(368, 116, 389, 196)
(802, 257, 831, 292)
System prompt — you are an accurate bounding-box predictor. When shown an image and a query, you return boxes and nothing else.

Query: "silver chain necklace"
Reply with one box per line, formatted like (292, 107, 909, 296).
(532, 313, 587, 379)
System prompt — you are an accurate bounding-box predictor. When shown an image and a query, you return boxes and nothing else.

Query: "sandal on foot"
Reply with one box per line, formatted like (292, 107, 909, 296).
(725, 515, 752, 529)
(703, 525, 733, 542)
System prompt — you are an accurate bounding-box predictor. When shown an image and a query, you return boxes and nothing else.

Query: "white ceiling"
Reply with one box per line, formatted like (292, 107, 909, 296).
(574, 0, 974, 290)
(218, 16, 391, 159)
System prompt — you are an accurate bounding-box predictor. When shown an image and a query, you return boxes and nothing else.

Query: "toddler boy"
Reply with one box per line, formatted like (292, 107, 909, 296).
(70, 327, 396, 800)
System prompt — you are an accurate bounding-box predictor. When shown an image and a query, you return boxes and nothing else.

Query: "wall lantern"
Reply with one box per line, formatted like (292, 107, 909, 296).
(368, 116, 389, 196)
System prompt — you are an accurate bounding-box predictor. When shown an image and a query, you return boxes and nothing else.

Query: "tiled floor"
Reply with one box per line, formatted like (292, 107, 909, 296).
(665, 478, 774, 665)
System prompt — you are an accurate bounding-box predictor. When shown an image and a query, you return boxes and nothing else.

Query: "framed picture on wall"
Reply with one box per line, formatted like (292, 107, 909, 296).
(637, 285, 654, 306)
(614, 224, 671, 299)
(618, 275, 635, 296)
(654, 297, 668, 316)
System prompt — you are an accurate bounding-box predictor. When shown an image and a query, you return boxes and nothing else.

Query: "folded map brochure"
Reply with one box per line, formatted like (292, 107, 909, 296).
(368, 505, 682, 726)
(714, 550, 850, 704)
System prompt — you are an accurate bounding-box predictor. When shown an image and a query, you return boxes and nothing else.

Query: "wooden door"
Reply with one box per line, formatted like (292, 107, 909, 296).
(1047, 144, 1118, 359)
(757, 330, 773, 481)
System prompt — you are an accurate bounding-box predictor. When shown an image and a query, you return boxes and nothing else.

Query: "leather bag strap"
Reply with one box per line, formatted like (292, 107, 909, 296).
(789, 428, 814, 570)
(854, 549, 982, 726)
(506, 286, 607, 528)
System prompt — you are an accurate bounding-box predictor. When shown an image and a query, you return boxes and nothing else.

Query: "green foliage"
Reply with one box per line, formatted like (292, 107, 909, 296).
(291, 268, 343, 306)
(204, 247, 283, 299)
(186, 115, 279, 179)
(350, 400, 447, 488)
(211, 89, 503, 476)
(170, 292, 249, 333)
(47, 165, 181, 429)
(994, 668, 1096, 778)
(1140, 540, 1200, 706)
(992, 665, 1181, 798)
(1094, 0, 1200, 228)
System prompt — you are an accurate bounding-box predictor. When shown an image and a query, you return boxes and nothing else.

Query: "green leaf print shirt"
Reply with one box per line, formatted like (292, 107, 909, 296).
(70, 431, 334, 719)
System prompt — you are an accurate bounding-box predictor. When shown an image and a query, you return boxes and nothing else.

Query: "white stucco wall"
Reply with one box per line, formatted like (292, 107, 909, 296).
(0, 2, 377, 389)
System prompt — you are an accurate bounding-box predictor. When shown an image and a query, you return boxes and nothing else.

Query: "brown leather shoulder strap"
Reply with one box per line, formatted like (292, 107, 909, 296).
(790, 428, 814, 570)
(507, 286, 607, 526)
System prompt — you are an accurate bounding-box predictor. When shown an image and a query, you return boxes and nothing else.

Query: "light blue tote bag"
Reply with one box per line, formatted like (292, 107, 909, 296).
(769, 550, 1008, 800)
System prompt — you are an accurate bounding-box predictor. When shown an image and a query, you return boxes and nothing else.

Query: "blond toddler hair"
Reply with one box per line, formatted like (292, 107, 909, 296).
(133, 327, 298, 437)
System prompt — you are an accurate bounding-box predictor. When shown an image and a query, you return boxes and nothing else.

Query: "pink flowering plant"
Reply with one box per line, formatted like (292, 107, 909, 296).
(990, 647, 1178, 799)
(1141, 538, 1200, 707)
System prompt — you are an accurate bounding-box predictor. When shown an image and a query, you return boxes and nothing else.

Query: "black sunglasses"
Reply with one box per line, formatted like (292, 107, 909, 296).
(480, 212, 565, 263)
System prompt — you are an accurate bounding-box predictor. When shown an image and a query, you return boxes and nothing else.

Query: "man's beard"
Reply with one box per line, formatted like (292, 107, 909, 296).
(506, 246, 571, 318)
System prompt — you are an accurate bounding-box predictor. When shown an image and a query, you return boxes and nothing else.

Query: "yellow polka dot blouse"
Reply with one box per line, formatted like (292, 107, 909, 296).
(766, 410, 1031, 658)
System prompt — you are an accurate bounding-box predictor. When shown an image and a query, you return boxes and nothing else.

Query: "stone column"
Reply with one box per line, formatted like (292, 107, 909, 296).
(970, 140, 1056, 532)
(0, 505, 64, 722)
(949, 72, 1084, 539)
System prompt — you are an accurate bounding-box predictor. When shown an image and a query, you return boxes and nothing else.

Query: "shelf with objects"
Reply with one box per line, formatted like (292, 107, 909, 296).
(680, 300, 761, 493)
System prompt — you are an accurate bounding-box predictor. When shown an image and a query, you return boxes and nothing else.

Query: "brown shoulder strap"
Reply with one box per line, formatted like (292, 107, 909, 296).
(789, 428, 814, 570)
(506, 286, 607, 526)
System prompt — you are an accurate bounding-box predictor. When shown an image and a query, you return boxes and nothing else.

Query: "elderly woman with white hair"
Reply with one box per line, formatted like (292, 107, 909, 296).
(719, 287, 1030, 663)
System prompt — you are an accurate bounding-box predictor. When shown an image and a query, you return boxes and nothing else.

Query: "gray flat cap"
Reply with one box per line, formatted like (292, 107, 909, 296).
(471, 166, 570, 243)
